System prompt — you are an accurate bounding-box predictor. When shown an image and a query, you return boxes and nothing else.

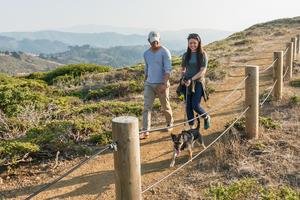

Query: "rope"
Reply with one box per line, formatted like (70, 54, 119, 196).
(142, 106, 250, 194)
(260, 58, 278, 73)
(260, 80, 277, 107)
(283, 46, 289, 57)
(25, 142, 117, 200)
(183, 85, 188, 128)
(139, 76, 249, 134)
(283, 66, 289, 78)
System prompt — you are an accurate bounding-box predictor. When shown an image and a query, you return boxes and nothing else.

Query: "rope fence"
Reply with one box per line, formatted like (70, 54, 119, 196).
(23, 34, 299, 200)
(283, 46, 289, 57)
(142, 106, 250, 193)
(260, 58, 278, 73)
(139, 76, 249, 134)
(25, 142, 117, 200)
(260, 80, 277, 107)
(113, 35, 299, 199)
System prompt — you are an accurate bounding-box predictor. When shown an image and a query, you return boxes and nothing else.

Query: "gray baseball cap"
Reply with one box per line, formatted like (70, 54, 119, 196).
(148, 31, 160, 43)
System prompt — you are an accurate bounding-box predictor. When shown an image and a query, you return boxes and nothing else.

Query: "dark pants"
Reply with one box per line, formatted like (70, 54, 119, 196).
(183, 81, 207, 126)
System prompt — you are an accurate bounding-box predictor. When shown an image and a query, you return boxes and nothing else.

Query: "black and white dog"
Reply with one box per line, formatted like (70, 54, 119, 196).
(170, 116, 205, 167)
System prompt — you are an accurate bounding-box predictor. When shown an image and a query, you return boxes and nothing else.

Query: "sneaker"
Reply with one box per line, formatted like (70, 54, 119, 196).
(139, 132, 149, 140)
(204, 115, 211, 130)
(167, 123, 173, 132)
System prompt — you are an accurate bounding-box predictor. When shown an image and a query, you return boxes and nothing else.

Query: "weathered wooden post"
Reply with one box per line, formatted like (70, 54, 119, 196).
(286, 42, 293, 80)
(245, 65, 259, 139)
(112, 116, 141, 200)
(291, 37, 297, 60)
(297, 34, 300, 54)
(273, 51, 283, 100)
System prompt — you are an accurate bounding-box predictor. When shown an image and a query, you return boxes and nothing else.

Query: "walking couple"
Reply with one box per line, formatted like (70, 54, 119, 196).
(140, 31, 211, 139)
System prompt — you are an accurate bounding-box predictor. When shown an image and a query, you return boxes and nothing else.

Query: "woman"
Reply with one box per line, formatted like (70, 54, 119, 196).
(181, 33, 211, 130)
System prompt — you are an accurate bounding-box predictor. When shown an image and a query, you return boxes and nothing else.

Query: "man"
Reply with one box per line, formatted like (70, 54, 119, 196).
(140, 31, 173, 139)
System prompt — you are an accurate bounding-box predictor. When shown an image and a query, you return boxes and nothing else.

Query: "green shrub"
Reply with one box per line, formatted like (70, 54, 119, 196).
(208, 58, 219, 69)
(290, 78, 300, 87)
(0, 73, 18, 85)
(205, 178, 258, 199)
(0, 140, 40, 165)
(260, 186, 299, 200)
(76, 101, 143, 117)
(206, 59, 226, 81)
(52, 74, 82, 87)
(24, 119, 102, 156)
(259, 116, 280, 129)
(206, 84, 216, 95)
(172, 57, 182, 66)
(127, 64, 144, 72)
(205, 178, 300, 200)
(260, 90, 273, 104)
(290, 95, 300, 105)
(225, 116, 279, 131)
(89, 131, 112, 145)
(250, 141, 267, 151)
(152, 99, 179, 110)
(0, 82, 50, 116)
(37, 64, 111, 84)
(86, 80, 144, 100)
(225, 117, 246, 131)
(234, 39, 252, 46)
(26, 72, 47, 80)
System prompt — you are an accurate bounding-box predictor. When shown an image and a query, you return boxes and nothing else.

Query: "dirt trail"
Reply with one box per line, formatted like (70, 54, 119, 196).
(3, 34, 299, 200)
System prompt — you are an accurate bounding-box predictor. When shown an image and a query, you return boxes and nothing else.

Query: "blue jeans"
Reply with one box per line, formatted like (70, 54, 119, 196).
(183, 81, 207, 126)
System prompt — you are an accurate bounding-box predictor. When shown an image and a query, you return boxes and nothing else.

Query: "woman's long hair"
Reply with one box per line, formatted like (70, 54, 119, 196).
(185, 33, 204, 67)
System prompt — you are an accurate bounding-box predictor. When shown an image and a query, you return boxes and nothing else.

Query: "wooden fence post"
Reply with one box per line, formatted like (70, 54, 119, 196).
(286, 42, 293, 80)
(245, 65, 259, 139)
(291, 37, 297, 60)
(112, 116, 141, 200)
(273, 51, 283, 100)
(297, 34, 300, 54)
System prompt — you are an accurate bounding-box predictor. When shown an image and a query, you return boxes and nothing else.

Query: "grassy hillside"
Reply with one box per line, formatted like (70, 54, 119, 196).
(0, 63, 183, 170)
(0, 51, 60, 75)
(41, 44, 148, 67)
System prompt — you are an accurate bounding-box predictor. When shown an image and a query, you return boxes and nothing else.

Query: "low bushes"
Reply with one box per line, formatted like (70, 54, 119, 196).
(225, 116, 279, 131)
(27, 64, 112, 85)
(76, 101, 143, 117)
(206, 59, 226, 81)
(205, 178, 299, 199)
(290, 78, 300, 87)
(0, 81, 50, 116)
(86, 80, 144, 100)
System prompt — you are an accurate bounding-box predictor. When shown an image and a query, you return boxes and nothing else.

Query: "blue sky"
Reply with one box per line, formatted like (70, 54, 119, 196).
(0, 0, 299, 32)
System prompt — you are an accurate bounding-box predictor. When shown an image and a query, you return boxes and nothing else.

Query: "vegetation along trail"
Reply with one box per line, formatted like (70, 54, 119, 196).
(1, 17, 300, 199)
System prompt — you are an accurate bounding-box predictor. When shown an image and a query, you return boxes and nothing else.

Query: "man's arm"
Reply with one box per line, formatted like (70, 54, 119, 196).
(144, 54, 148, 81)
(163, 49, 172, 84)
(158, 49, 172, 92)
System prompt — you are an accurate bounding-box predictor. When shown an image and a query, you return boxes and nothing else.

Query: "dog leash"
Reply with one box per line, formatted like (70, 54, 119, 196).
(183, 84, 188, 130)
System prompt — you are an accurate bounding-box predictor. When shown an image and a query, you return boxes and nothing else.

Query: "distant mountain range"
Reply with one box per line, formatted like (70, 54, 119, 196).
(0, 35, 69, 54)
(0, 28, 233, 52)
(0, 26, 233, 68)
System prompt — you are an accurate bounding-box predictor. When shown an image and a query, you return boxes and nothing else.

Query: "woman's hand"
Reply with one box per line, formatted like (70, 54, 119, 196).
(184, 79, 191, 87)
(157, 83, 167, 93)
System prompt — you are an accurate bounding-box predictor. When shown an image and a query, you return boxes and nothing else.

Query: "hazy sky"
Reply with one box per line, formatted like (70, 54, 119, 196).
(0, 0, 299, 32)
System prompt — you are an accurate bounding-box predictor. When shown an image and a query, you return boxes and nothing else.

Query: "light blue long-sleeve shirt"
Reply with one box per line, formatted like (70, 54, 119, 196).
(143, 46, 172, 84)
